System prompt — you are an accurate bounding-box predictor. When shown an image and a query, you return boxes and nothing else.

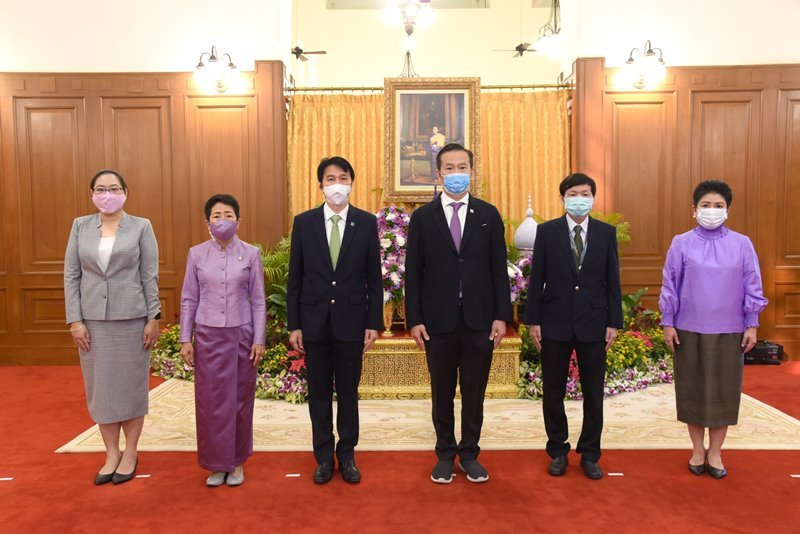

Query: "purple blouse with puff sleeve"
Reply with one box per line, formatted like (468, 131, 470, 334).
(659, 225, 767, 334)
(180, 236, 266, 344)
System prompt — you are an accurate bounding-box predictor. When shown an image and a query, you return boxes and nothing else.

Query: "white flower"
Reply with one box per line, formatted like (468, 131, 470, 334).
(381, 265, 388, 276)
(396, 235, 406, 247)
(380, 238, 392, 249)
(390, 272, 401, 284)
(383, 290, 392, 303)
(385, 213, 396, 221)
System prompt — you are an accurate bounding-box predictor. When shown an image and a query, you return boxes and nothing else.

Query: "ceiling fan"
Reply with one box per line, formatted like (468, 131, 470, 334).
(493, 0, 536, 58)
(291, 45, 327, 62)
(493, 42, 536, 58)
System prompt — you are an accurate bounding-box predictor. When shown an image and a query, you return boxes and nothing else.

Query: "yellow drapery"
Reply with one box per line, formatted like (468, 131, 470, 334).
(287, 93, 385, 223)
(480, 90, 571, 228)
(287, 89, 571, 232)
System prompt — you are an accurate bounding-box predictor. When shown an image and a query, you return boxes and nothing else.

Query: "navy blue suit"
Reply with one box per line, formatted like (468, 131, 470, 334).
(524, 214, 622, 462)
(287, 204, 382, 464)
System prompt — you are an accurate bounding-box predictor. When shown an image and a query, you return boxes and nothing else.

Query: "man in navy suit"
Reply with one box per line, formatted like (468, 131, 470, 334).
(405, 143, 512, 484)
(287, 156, 382, 484)
(524, 172, 623, 480)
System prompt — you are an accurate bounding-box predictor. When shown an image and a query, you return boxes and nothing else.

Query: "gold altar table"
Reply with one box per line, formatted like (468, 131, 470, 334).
(359, 331, 522, 399)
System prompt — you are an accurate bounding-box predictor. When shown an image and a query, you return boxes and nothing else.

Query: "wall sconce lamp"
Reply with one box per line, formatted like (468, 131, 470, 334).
(195, 45, 237, 93)
(625, 40, 666, 89)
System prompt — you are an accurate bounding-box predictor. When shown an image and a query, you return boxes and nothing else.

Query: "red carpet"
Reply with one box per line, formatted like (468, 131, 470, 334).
(1, 364, 799, 533)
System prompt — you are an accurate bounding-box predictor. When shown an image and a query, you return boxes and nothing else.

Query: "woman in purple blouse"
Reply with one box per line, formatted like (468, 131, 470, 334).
(179, 194, 266, 487)
(659, 180, 767, 479)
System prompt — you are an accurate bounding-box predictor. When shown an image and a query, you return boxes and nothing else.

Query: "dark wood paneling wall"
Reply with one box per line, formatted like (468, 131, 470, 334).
(0, 62, 287, 364)
(573, 58, 800, 358)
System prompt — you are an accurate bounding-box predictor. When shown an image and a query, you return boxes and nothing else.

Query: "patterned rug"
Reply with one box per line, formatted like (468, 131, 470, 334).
(56, 379, 800, 453)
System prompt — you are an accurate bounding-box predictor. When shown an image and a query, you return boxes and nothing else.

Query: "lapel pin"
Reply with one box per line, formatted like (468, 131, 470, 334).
(469, 208, 474, 214)
(350, 222, 355, 227)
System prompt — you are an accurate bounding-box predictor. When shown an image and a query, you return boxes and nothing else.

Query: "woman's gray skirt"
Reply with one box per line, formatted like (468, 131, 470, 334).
(79, 318, 150, 424)
(673, 329, 744, 427)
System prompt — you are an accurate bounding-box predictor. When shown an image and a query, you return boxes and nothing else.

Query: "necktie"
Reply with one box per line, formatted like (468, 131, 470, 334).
(450, 202, 463, 251)
(573, 225, 584, 269)
(330, 214, 342, 268)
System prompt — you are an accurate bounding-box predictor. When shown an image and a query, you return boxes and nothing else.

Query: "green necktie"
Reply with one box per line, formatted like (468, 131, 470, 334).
(573, 225, 584, 269)
(330, 214, 342, 268)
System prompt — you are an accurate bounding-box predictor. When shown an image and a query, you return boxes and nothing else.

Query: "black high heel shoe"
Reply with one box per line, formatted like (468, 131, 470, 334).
(112, 458, 138, 485)
(95, 455, 122, 485)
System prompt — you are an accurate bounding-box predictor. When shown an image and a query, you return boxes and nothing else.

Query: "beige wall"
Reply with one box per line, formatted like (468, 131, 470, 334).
(2, 1, 800, 86)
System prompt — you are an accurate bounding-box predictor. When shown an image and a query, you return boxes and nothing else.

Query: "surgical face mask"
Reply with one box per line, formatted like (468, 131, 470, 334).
(564, 196, 593, 218)
(695, 208, 727, 229)
(323, 183, 351, 205)
(442, 173, 471, 195)
(209, 219, 238, 241)
(92, 192, 126, 214)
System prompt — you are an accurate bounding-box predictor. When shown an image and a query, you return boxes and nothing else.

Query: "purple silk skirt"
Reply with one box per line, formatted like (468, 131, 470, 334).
(193, 322, 256, 472)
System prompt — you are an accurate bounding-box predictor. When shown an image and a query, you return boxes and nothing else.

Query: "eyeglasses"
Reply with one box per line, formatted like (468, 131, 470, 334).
(93, 186, 125, 195)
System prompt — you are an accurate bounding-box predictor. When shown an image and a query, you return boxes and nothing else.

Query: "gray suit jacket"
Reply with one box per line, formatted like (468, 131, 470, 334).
(64, 212, 160, 324)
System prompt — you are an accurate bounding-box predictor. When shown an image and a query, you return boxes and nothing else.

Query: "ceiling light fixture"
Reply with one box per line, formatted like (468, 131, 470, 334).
(535, 0, 562, 60)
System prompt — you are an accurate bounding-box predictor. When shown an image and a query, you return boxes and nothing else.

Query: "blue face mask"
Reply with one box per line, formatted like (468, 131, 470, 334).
(564, 196, 594, 217)
(442, 173, 471, 195)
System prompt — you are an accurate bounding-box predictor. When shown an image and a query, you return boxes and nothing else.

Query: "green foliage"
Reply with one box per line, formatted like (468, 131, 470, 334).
(258, 237, 291, 323)
(519, 325, 540, 365)
(589, 211, 631, 251)
(150, 324, 194, 380)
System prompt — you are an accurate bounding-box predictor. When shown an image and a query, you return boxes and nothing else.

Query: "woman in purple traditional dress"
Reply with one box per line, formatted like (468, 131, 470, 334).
(659, 180, 767, 479)
(179, 194, 266, 487)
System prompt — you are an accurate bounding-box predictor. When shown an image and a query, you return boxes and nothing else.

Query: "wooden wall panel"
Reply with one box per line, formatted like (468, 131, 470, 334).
(0, 62, 286, 363)
(186, 97, 259, 246)
(603, 94, 675, 310)
(691, 92, 762, 237)
(15, 98, 87, 272)
(573, 59, 800, 357)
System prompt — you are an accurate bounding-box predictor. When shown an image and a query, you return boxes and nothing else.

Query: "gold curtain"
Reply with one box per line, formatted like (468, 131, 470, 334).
(480, 90, 571, 232)
(287, 89, 571, 237)
(287, 93, 384, 222)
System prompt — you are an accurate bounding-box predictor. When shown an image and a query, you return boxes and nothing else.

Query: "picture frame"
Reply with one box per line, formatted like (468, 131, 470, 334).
(383, 77, 481, 204)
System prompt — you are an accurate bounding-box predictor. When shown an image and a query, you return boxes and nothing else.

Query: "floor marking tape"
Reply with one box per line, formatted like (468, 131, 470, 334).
(285, 474, 301, 477)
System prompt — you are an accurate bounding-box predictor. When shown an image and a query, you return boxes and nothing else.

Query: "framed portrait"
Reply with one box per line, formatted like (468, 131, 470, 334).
(383, 77, 481, 204)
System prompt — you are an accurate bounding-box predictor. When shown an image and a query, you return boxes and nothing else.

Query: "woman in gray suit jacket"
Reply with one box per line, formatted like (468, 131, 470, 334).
(64, 169, 161, 486)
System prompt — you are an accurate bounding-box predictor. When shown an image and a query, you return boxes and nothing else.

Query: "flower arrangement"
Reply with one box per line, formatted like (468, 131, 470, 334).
(507, 260, 527, 304)
(150, 324, 194, 380)
(376, 205, 411, 304)
(517, 289, 673, 400)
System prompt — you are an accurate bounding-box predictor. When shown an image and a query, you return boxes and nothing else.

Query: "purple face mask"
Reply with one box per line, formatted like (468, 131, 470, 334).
(209, 219, 239, 241)
(92, 192, 126, 214)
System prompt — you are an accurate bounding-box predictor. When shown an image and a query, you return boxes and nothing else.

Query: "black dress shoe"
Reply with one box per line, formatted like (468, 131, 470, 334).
(339, 459, 361, 484)
(94, 472, 114, 485)
(548, 455, 568, 476)
(688, 462, 706, 476)
(112, 459, 138, 485)
(580, 460, 603, 480)
(707, 464, 727, 479)
(313, 462, 334, 484)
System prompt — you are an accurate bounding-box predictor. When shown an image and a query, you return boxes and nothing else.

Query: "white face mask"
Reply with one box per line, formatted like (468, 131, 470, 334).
(695, 208, 727, 229)
(323, 183, 351, 206)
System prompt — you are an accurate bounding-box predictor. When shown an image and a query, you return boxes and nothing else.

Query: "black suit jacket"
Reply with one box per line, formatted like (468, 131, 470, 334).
(523, 215, 623, 342)
(287, 204, 382, 343)
(405, 195, 512, 334)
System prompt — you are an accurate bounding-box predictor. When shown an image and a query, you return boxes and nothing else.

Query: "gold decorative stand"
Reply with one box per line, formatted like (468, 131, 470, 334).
(359, 334, 521, 399)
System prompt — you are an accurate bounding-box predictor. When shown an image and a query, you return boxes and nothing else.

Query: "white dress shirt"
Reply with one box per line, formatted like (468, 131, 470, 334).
(323, 203, 349, 244)
(97, 236, 116, 273)
(440, 191, 469, 237)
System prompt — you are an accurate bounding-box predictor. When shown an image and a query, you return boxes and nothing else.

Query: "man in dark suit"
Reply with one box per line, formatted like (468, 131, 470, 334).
(287, 156, 382, 484)
(524, 172, 623, 480)
(405, 143, 512, 484)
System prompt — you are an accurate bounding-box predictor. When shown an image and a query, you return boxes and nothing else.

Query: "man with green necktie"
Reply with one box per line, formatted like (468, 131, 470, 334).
(287, 156, 382, 485)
